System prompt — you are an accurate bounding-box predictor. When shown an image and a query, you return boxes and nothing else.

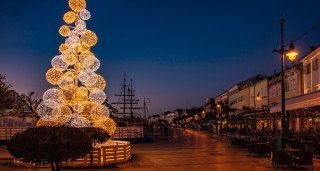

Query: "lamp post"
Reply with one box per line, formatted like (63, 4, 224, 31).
(273, 17, 299, 149)
(216, 104, 222, 131)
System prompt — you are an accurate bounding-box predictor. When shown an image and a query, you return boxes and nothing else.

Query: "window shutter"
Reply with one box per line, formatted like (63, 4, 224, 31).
(313, 59, 318, 71)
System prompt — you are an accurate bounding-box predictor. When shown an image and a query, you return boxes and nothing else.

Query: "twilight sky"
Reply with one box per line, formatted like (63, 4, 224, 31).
(0, 0, 320, 116)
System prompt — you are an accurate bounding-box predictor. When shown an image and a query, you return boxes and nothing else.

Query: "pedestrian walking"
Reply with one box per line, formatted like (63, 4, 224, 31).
(163, 125, 169, 141)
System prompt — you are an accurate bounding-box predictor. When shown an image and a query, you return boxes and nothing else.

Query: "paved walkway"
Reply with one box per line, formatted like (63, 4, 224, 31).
(115, 128, 319, 171)
(0, 128, 319, 170)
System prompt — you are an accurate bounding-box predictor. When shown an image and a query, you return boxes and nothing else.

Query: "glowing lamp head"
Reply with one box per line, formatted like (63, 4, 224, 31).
(255, 93, 261, 100)
(286, 42, 299, 61)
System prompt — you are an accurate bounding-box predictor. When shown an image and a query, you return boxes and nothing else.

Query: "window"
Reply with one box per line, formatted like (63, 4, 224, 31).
(285, 81, 289, 92)
(291, 79, 296, 90)
(305, 64, 311, 74)
(313, 59, 318, 71)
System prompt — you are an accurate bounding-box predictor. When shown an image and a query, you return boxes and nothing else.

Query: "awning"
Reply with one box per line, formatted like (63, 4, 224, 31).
(270, 91, 320, 113)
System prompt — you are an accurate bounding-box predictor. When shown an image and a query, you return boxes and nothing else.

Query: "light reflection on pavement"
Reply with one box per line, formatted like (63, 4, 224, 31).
(0, 128, 319, 170)
(115, 128, 319, 171)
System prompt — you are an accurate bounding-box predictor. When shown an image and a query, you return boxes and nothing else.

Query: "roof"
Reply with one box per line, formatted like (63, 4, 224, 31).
(268, 63, 302, 86)
(214, 90, 228, 99)
(298, 46, 320, 62)
(236, 74, 267, 86)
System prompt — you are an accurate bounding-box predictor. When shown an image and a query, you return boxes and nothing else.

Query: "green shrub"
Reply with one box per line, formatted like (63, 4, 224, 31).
(7, 126, 92, 171)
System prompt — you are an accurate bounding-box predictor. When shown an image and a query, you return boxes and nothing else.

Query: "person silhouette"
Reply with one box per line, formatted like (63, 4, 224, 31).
(163, 125, 169, 141)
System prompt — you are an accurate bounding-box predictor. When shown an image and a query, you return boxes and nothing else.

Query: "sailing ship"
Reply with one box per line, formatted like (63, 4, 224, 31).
(111, 73, 150, 123)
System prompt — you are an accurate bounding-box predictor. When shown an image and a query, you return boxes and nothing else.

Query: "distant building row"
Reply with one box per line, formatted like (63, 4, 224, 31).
(208, 46, 320, 131)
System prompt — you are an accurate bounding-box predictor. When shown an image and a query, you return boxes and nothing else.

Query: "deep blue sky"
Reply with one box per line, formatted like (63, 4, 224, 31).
(0, 0, 320, 115)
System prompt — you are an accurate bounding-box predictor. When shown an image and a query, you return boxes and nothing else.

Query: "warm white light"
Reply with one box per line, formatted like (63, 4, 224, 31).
(36, 1, 117, 134)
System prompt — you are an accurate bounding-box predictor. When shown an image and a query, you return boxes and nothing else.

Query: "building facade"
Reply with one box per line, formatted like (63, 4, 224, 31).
(249, 79, 269, 110)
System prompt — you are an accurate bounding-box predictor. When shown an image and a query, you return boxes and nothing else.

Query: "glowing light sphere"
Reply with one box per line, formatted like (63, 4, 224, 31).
(90, 104, 110, 121)
(46, 68, 63, 85)
(59, 43, 72, 55)
(87, 74, 106, 91)
(36, 101, 60, 119)
(77, 101, 95, 116)
(93, 117, 117, 135)
(43, 100, 60, 110)
(63, 71, 75, 82)
(51, 55, 69, 71)
(73, 103, 85, 113)
(63, 11, 77, 24)
(80, 55, 95, 67)
(43, 88, 63, 102)
(58, 76, 75, 90)
(68, 0, 86, 12)
(78, 71, 89, 83)
(84, 74, 98, 87)
(77, 43, 90, 53)
(84, 57, 100, 72)
(66, 35, 81, 48)
(43, 88, 64, 108)
(62, 54, 77, 65)
(75, 86, 88, 102)
(61, 85, 77, 105)
(79, 51, 94, 63)
(70, 116, 91, 128)
(78, 71, 98, 86)
(55, 115, 72, 126)
(79, 9, 91, 20)
(81, 30, 98, 47)
(75, 20, 87, 35)
(89, 89, 106, 104)
(36, 116, 59, 127)
(59, 25, 71, 37)
(58, 105, 73, 115)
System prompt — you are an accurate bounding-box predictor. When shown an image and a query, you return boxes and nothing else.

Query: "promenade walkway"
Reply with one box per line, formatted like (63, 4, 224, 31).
(115, 128, 319, 171)
(0, 128, 319, 170)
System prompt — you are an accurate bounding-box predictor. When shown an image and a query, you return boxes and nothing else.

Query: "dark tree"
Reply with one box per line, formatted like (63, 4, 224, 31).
(83, 127, 110, 166)
(19, 92, 41, 124)
(0, 74, 14, 116)
(7, 126, 92, 171)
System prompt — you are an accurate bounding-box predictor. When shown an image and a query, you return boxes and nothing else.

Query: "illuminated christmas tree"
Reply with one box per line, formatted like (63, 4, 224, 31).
(36, 0, 116, 136)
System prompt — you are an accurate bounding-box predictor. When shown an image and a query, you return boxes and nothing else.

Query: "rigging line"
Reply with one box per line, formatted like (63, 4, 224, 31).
(275, 31, 280, 50)
(286, 23, 320, 46)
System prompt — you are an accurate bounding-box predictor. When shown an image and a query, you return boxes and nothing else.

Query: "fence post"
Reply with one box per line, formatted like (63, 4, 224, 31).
(114, 145, 117, 162)
(97, 148, 101, 166)
(124, 144, 127, 160)
(102, 146, 106, 165)
(5, 128, 8, 140)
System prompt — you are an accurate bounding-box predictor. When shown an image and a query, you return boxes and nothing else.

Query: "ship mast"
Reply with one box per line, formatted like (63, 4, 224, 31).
(112, 73, 143, 120)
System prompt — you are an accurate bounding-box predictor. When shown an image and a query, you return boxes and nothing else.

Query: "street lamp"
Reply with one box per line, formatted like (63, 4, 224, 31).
(273, 17, 299, 150)
(286, 42, 299, 61)
(216, 104, 222, 131)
